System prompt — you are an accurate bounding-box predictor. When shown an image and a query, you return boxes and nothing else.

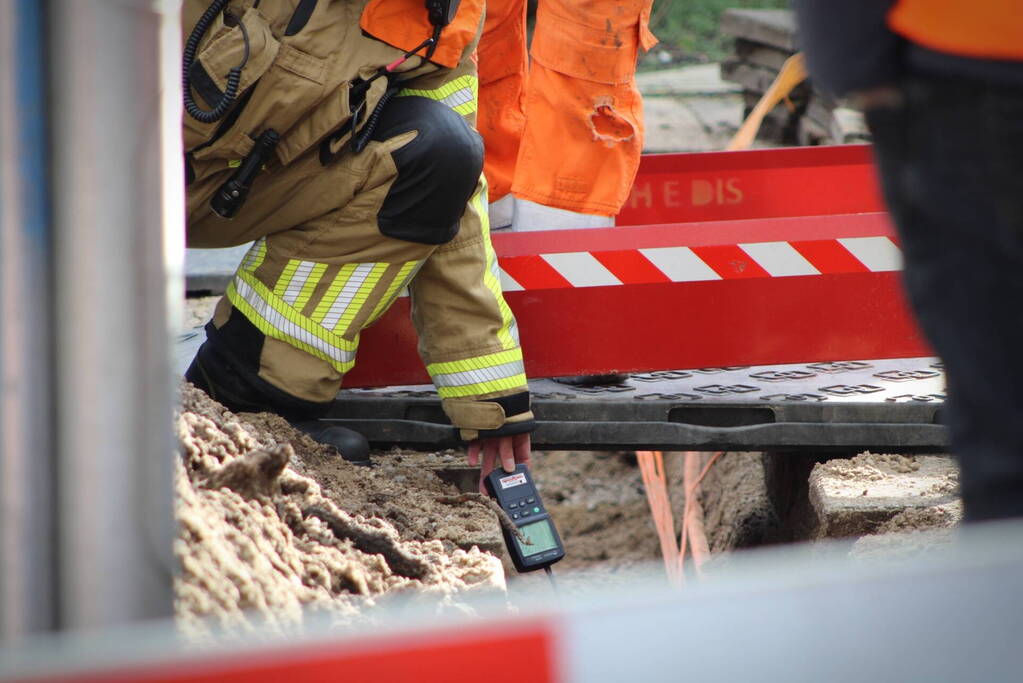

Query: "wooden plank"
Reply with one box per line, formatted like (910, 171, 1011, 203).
(734, 39, 792, 71)
(720, 9, 797, 52)
(722, 60, 811, 101)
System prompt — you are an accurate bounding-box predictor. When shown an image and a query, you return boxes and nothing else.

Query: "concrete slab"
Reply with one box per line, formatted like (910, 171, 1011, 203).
(185, 244, 249, 294)
(642, 97, 715, 153)
(642, 94, 744, 153)
(720, 8, 797, 52)
(809, 454, 960, 538)
(636, 63, 741, 97)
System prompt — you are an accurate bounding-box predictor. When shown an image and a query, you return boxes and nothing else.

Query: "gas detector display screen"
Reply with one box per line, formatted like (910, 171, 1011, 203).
(515, 519, 559, 556)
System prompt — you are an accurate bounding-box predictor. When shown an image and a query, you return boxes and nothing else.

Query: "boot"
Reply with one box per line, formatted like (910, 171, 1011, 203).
(288, 419, 371, 466)
(187, 355, 371, 465)
(185, 314, 371, 465)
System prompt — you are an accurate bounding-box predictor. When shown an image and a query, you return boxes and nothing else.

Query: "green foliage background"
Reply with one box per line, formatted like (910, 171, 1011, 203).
(645, 0, 789, 64)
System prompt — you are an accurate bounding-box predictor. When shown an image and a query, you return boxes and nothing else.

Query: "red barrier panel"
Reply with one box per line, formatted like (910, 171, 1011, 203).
(12, 621, 558, 683)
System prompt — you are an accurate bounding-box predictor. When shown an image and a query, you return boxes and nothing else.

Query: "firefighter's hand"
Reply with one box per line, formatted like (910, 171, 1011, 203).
(468, 433, 532, 493)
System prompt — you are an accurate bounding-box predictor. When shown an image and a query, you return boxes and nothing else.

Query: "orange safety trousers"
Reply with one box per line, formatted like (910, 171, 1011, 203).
(478, 0, 657, 216)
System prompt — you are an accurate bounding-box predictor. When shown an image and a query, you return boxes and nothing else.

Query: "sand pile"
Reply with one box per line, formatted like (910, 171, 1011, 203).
(175, 384, 505, 636)
(813, 452, 922, 482)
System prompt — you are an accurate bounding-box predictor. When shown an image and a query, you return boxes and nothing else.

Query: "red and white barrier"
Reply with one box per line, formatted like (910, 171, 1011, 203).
(346, 211, 928, 387)
(497, 235, 901, 291)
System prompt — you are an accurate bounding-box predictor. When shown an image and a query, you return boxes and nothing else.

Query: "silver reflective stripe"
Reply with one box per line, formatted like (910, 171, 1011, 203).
(241, 237, 266, 270)
(320, 263, 376, 331)
(234, 276, 356, 366)
(281, 261, 318, 305)
(440, 87, 474, 110)
(508, 318, 520, 345)
(488, 254, 520, 344)
(431, 359, 526, 388)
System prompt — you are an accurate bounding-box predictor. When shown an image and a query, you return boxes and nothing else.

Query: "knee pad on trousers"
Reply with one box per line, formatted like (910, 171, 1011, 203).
(370, 95, 485, 245)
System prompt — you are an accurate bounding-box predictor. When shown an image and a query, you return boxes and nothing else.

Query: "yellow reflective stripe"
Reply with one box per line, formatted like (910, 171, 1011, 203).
(399, 75, 478, 115)
(311, 263, 357, 324)
(435, 374, 528, 399)
(427, 349, 523, 376)
(334, 261, 388, 334)
(240, 238, 267, 272)
(472, 181, 518, 349)
(366, 260, 421, 325)
(273, 260, 299, 297)
(226, 276, 358, 373)
(236, 270, 357, 352)
(432, 359, 525, 389)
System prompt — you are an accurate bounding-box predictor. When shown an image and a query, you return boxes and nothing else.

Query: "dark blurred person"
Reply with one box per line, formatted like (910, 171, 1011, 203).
(794, 1, 1023, 522)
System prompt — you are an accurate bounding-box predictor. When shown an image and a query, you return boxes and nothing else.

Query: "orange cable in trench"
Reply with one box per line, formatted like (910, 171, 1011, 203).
(677, 451, 725, 579)
(639, 450, 726, 584)
(636, 450, 681, 585)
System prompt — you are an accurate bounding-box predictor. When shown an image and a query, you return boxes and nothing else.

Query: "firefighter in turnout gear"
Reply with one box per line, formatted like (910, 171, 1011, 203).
(182, 0, 534, 478)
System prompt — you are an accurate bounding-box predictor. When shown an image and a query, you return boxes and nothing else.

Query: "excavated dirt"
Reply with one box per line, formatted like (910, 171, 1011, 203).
(699, 452, 779, 552)
(524, 451, 777, 580)
(175, 377, 966, 625)
(529, 452, 664, 571)
(175, 384, 506, 637)
(180, 294, 966, 618)
(814, 452, 923, 482)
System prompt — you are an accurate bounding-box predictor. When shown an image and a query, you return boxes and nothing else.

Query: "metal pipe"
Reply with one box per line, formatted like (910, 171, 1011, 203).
(0, 0, 59, 641)
(48, 0, 182, 629)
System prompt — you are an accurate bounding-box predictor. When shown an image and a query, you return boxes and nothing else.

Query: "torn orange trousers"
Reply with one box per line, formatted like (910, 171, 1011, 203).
(477, 0, 657, 215)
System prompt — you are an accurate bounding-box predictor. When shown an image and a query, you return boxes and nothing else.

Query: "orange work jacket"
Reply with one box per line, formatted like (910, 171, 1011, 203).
(888, 0, 1023, 61)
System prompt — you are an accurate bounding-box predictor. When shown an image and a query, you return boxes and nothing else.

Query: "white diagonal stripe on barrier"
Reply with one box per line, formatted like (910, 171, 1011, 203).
(639, 246, 722, 282)
(838, 236, 903, 272)
(499, 267, 525, 292)
(541, 252, 622, 287)
(740, 241, 820, 277)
